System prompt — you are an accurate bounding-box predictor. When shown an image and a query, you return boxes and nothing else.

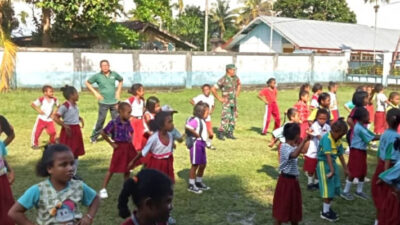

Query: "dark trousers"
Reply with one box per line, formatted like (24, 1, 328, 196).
(91, 103, 118, 141)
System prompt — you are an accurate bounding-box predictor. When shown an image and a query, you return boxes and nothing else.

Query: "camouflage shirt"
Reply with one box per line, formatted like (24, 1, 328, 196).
(216, 74, 241, 106)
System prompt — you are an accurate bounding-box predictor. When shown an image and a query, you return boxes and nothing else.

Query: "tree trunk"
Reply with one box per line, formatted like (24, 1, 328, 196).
(42, 8, 51, 46)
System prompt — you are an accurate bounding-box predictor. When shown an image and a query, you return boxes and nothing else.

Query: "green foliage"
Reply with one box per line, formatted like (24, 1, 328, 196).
(133, 0, 172, 29)
(234, 0, 273, 28)
(274, 0, 357, 23)
(0, 0, 19, 35)
(210, 0, 237, 39)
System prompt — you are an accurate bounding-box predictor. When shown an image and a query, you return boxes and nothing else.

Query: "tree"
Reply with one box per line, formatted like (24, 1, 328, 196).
(171, 6, 204, 49)
(274, 0, 357, 23)
(0, 0, 18, 35)
(234, 0, 273, 28)
(210, 0, 236, 39)
(132, 0, 172, 29)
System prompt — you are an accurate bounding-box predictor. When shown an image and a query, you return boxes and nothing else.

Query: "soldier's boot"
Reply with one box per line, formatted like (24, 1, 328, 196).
(226, 132, 237, 140)
(217, 131, 225, 140)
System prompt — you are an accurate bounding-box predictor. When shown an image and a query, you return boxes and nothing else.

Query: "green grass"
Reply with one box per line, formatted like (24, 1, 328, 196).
(0, 86, 392, 225)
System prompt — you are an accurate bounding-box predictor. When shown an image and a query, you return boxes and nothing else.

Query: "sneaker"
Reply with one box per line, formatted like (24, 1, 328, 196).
(90, 138, 97, 144)
(307, 184, 317, 191)
(345, 147, 350, 155)
(365, 177, 371, 182)
(168, 216, 176, 225)
(31, 145, 41, 150)
(99, 188, 108, 199)
(195, 182, 210, 191)
(207, 145, 217, 150)
(217, 132, 225, 141)
(353, 178, 359, 184)
(320, 209, 339, 222)
(340, 192, 355, 201)
(187, 184, 202, 194)
(226, 132, 237, 140)
(354, 191, 369, 200)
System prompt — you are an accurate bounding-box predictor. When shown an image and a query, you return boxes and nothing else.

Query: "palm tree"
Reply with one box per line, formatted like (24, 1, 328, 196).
(234, 0, 273, 28)
(210, 0, 235, 39)
(0, 0, 17, 92)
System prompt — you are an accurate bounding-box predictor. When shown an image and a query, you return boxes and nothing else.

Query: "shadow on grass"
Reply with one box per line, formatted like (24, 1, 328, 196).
(249, 126, 263, 134)
(257, 164, 279, 180)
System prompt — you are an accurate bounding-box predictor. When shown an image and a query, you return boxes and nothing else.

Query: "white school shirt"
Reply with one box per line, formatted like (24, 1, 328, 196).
(305, 121, 331, 159)
(329, 92, 338, 110)
(185, 117, 208, 140)
(125, 96, 144, 117)
(192, 94, 215, 121)
(33, 97, 59, 122)
(143, 111, 154, 133)
(141, 131, 173, 159)
(376, 93, 388, 112)
(56, 101, 80, 125)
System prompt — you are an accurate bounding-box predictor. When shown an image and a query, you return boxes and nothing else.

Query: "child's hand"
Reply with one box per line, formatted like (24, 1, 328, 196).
(326, 171, 334, 178)
(209, 134, 214, 139)
(343, 168, 349, 177)
(64, 125, 72, 137)
(77, 215, 92, 225)
(376, 178, 383, 185)
(111, 143, 118, 149)
(80, 117, 85, 128)
(7, 170, 15, 185)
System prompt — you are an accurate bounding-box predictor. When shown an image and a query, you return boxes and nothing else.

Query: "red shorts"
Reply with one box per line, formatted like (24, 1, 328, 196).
(372, 160, 393, 212)
(130, 118, 145, 151)
(59, 124, 85, 158)
(109, 142, 139, 173)
(374, 112, 387, 134)
(348, 148, 367, 178)
(378, 189, 400, 225)
(147, 156, 175, 183)
(0, 175, 15, 225)
(303, 156, 317, 174)
(273, 175, 302, 223)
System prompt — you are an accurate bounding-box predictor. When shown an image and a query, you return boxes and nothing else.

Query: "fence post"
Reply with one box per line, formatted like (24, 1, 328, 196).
(382, 51, 392, 87)
(343, 49, 352, 82)
(185, 52, 192, 88)
(73, 50, 82, 91)
(133, 51, 140, 83)
(309, 53, 315, 84)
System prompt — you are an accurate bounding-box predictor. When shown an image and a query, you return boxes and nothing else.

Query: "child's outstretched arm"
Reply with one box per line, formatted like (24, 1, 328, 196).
(257, 93, 268, 104)
(189, 99, 195, 105)
(79, 117, 84, 128)
(127, 152, 142, 170)
(79, 195, 100, 225)
(101, 130, 118, 149)
(53, 114, 71, 137)
(8, 203, 35, 225)
(290, 135, 311, 158)
(31, 102, 45, 115)
(339, 155, 349, 177)
(4, 159, 14, 185)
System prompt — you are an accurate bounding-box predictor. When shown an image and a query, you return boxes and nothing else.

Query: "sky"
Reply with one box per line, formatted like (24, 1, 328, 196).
(10, 0, 400, 38)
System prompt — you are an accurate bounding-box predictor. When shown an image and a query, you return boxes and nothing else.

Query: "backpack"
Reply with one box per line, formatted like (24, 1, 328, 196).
(185, 117, 203, 149)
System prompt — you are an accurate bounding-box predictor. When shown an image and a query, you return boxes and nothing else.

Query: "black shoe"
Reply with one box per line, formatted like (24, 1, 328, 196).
(313, 183, 320, 189)
(307, 184, 317, 191)
(320, 209, 339, 222)
(195, 182, 210, 191)
(226, 132, 237, 139)
(187, 184, 202, 194)
(217, 132, 225, 140)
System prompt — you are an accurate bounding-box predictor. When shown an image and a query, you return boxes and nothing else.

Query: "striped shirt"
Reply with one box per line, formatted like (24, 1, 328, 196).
(279, 143, 299, 176)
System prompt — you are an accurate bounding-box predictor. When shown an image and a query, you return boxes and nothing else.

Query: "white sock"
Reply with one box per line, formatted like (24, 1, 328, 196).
(343, 179, 352, 193)
(196, 177, 202, 183)
(307, 175, 313, 185)
(374, 219, 378, 225)
(357, 181, 364, 193)
(314, 178, 319, 184)
(74, 159, 79, 175)
(323, 202, 330, 213)
(189, 179, 195, 185)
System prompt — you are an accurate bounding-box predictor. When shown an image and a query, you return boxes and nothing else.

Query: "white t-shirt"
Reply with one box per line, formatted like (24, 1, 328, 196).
(192, 94, 215, 121)
(376, 93, 388, 112)
(141, 131, 173, 159)
(33, 97, 59, 122)
(329, 92, 338, 110)
(125, 96, 144, 117)
(305, 121, 331, 159)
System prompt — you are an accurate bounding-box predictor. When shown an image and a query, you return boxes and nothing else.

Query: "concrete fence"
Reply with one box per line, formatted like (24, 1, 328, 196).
(0, 48, 354, 90)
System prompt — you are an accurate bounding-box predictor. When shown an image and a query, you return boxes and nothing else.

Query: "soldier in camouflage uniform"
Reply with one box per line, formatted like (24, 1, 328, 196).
(211, 64, 241, 140)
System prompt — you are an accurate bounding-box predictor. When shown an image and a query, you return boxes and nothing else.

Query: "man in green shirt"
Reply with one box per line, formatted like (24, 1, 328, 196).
(86, 60, 123, 143)
(211, 64, 241, 140)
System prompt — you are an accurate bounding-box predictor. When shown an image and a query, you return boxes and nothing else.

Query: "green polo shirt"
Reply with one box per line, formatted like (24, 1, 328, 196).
(87, 71, 123, 104)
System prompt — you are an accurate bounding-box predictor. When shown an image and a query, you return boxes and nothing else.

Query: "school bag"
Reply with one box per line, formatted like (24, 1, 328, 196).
(185, 117, 203, 149)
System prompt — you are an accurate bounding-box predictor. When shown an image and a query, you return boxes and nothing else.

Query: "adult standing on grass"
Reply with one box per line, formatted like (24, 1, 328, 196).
(86, 60, 123, 143)
(211, 64, 241, 140)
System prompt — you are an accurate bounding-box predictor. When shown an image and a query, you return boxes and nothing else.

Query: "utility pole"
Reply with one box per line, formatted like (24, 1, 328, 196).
(204, 0, 209, 52)
(373, 1, 379, 67)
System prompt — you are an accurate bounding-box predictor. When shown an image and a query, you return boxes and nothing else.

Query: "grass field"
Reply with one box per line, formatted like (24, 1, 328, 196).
(0, 86, 391, 225)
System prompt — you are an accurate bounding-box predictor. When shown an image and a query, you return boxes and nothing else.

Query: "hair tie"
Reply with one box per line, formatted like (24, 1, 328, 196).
(133, 176, 138, 183)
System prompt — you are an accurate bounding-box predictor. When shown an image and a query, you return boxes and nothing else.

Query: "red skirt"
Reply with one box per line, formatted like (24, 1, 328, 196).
(59, 124, 85, 158)
(130, 118, 145, 151)
(300, 121, 309, 140)
(374, 112, 387, 134)
(378, 189, 400, 225)
(372, 159, 392, 212)
(332, 109, 339, 123)
(147, 156, 175, 183)
(303, 156, 317, 174)
(0, 175, 15, 225)
(348, 148, 367, 178)
(273, 175, 302, 223)
(109, 142, 139, 173)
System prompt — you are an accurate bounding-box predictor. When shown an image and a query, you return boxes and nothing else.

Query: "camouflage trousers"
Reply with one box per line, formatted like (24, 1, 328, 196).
(219, 104, 236, 133)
